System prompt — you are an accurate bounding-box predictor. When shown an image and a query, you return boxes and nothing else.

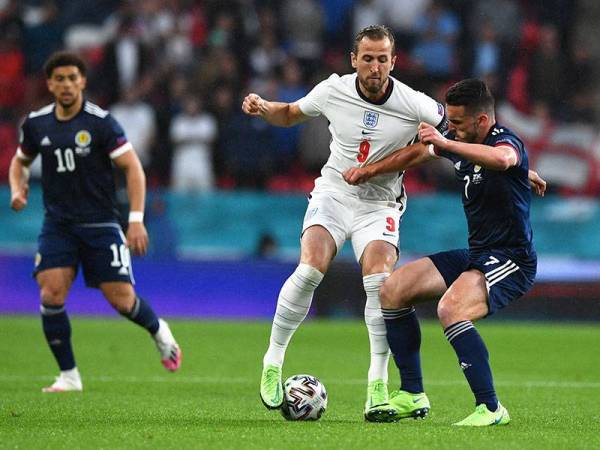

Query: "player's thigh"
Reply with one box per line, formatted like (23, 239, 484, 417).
(360, 240, 398, 276)
(35, 219, 79, 274)
(380, 257, 447, 309)
(76, 224, 134, 288)
(471, 249, 537, 316)
(351, 202, 401, 265)
(437, 270, 489, 327)
(36, 267, 77, 305)
(301, 193, 352, 271)
(100, 281, 135, 313)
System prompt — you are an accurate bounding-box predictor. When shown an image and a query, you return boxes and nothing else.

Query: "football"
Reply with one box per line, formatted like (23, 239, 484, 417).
(280, 374, 328, 421)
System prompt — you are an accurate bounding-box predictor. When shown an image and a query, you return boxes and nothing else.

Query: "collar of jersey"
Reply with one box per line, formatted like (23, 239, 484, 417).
(355, 76, 394, 105)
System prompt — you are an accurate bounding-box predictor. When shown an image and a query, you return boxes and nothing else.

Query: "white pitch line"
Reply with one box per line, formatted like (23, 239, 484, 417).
(0, 374, 599, 389)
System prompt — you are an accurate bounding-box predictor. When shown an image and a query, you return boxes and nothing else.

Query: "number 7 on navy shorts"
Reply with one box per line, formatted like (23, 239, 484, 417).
(428, 248, 537, 316)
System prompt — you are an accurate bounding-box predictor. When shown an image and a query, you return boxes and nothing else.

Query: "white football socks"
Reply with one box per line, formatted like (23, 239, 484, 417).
(263, 263, 324, 368)
(363, 273, 391, 383)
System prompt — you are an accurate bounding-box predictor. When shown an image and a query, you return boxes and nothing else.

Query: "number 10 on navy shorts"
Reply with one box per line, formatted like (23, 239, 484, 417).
(34, 218, 135, 288)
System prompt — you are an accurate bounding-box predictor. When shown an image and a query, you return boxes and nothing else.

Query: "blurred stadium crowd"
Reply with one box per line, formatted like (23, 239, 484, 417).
(1, 0, 599, 195)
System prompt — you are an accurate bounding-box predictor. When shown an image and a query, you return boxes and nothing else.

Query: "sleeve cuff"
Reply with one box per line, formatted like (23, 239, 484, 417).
(109, 142, 133, 159)
(16, 147, 33, 161)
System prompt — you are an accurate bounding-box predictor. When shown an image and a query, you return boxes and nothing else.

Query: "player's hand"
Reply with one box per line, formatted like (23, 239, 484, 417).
(343, 166, 373, 185)
(418, 122, 447, 148)
(126, 222, 149, 256)
(528, 170, 547, 197)
(242, 93, 266, 116)
(10, 184, 29, 211)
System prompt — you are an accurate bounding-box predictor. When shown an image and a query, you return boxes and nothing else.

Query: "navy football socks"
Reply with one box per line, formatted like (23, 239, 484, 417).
(121, 296, 160, 335)
(444, 320, 498, 411)
(41, 304, 76, 371)
(382, 307, 424, 393)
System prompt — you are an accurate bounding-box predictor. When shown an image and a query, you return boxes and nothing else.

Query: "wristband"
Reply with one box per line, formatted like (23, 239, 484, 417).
(128, 211, 144, 223)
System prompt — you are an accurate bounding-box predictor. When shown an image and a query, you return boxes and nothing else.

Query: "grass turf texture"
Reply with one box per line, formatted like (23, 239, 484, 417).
(1, 317, 599, 449)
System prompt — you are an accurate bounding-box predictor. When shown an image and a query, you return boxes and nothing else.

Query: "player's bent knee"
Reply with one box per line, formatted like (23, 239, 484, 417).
(437, 297, 460, 326)
(102, 284, 136, 313)
(379, 279, 401, 309)
(40, 286, 67, 306)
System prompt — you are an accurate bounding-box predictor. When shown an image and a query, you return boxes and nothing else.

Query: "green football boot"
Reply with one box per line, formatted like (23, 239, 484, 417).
(260, 364, 284, 409)
(366, 389, 430, 422)
(364, 379, 396, 422)
(453, 403, 510, 427)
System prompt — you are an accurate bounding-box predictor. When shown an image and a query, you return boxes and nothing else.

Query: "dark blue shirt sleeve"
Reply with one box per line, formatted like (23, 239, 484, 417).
(492, 132, 524, 166)
(102, 114, 129, 156)
(18, 118, 39, 159)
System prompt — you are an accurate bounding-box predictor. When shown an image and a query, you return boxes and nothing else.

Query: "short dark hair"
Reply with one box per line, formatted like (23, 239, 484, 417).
(445, 79, 495, 115)
(353, 25, 395, 55)
(43, 51, 87, 79)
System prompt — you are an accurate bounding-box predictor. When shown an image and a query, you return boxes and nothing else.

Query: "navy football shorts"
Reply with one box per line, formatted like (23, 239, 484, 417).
(34, 218, 135, 288)
(428, 247, 537, 316)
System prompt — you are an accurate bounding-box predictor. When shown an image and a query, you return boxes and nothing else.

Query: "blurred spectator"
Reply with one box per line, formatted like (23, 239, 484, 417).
(297, 115, 330, 174)
(219, 110, 276, 189)
(411, 0, 460, 80)
(472, 21, 500, 79)
(0, 22, 25, 117)
(281, 0, 324, 72)
(99, 15, 152, 105)
(271, 58, 308, 171)
(348, 0, 387, 39)
(249, 30, 286, 77)
(380, 0, 431, 50)
(22, 0, 63, 74)
(110, 89, 157, 170)
(528, 24, 564, 116)
(170, 96, 218, 192)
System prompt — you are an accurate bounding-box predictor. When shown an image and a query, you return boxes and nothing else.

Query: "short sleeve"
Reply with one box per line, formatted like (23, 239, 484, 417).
(414, 91, 446, 129)
(296, 76, 333, 117)
(494, 133, 524, 166)
(104, 114, 133, 159)
(16, 118, 39, 161)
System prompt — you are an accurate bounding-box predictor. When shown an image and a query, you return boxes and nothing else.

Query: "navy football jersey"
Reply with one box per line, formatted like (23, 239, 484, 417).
(17, 101, 132, 223)
(435, 124, 533, 251)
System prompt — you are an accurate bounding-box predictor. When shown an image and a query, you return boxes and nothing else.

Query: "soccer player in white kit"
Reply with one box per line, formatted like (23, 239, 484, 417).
(242, 25, 447, 419)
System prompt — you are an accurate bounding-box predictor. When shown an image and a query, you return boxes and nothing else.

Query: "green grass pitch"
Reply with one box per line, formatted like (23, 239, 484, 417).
(1, 316, 599, 449)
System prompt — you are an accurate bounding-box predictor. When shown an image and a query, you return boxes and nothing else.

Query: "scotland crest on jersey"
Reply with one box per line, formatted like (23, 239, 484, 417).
(363, 110, 379, 128)
(75, 130, 92, 156)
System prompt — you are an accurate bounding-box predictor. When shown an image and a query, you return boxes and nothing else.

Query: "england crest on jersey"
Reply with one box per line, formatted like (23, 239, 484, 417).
(363, 110, 379, 128)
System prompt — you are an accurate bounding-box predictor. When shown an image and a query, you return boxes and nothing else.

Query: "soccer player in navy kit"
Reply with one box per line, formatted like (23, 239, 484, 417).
(344, 79, 546, 425)
(8, 51, 181, 392)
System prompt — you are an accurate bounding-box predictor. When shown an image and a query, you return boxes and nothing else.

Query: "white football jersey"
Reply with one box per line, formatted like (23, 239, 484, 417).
(297, 73, 444, 204)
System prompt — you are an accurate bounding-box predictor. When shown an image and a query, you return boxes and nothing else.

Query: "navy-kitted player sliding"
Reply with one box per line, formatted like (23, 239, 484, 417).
(344, 79, 546, 426)
(8, 52, 181, 392)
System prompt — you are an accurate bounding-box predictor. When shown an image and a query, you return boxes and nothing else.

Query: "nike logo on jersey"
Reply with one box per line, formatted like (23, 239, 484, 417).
(41, 136, 52, 146)
(382, 232, 395, 237)
(361, 130, 374, 135)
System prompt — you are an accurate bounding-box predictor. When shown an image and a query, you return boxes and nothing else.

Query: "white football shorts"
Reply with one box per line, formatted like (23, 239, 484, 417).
(301, 191, 404, 262)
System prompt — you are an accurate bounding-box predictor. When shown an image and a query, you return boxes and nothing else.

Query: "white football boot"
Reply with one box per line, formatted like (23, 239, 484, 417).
(42, 368, 83, 393)
(153, 318, 182, 372)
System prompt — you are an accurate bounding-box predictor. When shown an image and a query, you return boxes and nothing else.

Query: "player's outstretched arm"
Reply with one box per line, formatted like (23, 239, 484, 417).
(528, 170, 547, 197)
(241, 93, 309, 128)
(343, 142, 432, 185)
(418, 122, 517, 171)
(113, 149, 149, 256)
(8, 154, 31, 211)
